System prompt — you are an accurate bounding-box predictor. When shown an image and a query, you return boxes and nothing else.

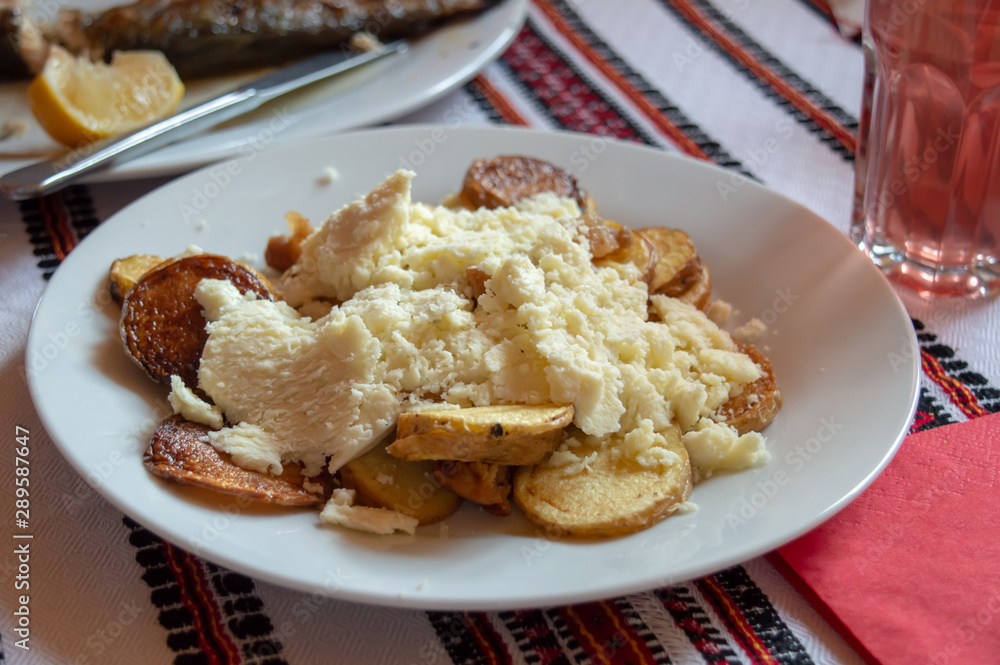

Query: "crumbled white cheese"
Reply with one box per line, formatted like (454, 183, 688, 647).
(239, 252, 259, 264)
(732, 317, 767, 344)
(196, 170, 769, 481)
(196, 279, 397, 474)
(167, 375, 223, 430)
(319, 489, 418, 535)
(207, 422, 284, 475)
(621, 419, 684, 469)
(301, 479, 325, 496)
(296, 299, 335, 320)
(194, 219, 208, 231)
(681, 418, 770, 471)
(707, 299, 732, 326)
(548, 448, 598, 476)
(675, 500, 698, 514)
(318, 166, 340, 185)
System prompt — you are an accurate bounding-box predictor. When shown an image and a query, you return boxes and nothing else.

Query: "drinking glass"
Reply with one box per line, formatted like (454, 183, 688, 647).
(851, 0, 1000, 298)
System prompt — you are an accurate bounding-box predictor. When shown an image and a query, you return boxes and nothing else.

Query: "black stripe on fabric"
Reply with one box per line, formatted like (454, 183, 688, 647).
(498, 21, 660, 145)
(463, 81, 510, 125)
(543, 607, 588, 664)
(688, 0, 859, 131)
(915, 386, 957, 432)
(652, 0, 855, 161)
(913, 318, 1000, 415)
(710, 567, 814, 665)
(653, 585, 741, 665)
(62, 184, 101, 241)
(498, 610, 573, 665)
(123, 517, 204, 661)
(204, 562, 290, 665)
(123, 517, 289, 665)
(426, 612, 490, 665)
(469, 613, 511, 661)
(546, 0, 755, 179)
(612, 598, 674, 665)
(19, 198, 58, 281)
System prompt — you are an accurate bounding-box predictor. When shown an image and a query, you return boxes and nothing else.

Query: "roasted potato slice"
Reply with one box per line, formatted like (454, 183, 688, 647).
(719, 340, 782, 435)
(433, 461, 512, 516)
(580, 213, 621, 259)
(120, 254, 275, 389)
(514, 424, 692, 538)
(144, 415, 321, 506)
(340, 441, 463, 525)
(462, 156, 590, 211)
(109, 254, 166, 304)
(593, 221, 657, 285)
(387, 404, 575, 465)
(676, 264, 712, 312)
(640, 228, 704, 297)
(265, 211, 314, 273)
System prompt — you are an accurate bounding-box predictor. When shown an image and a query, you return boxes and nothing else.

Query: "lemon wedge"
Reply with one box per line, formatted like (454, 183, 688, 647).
(28, 46, 184, 147)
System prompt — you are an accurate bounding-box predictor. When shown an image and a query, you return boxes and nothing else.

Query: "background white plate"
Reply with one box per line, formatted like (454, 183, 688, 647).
(27, 126, 919, 610)
(0, 0, 525, 181)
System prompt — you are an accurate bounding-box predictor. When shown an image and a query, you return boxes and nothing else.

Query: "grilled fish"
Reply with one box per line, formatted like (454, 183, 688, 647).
(0, 2, 30, 80)
(3, 0, 500, 79)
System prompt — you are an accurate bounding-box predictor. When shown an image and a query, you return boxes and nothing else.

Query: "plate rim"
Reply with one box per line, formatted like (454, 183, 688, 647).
(27, 124, 921, 609)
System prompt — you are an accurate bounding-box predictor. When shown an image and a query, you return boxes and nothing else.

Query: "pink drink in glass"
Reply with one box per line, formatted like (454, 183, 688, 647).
(851, 0, 1000, 298)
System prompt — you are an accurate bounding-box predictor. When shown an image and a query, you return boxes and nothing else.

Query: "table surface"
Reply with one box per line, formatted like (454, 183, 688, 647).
(2, 0, 998, 663)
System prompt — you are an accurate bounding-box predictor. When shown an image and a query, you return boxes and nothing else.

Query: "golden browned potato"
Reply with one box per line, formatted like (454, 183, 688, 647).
(676, 264, 712, 312)
(433, 461, 512, 516)
(580, 213, 621, 259)
(109, 254, 166, 304)
(593, 221, 658, 285)
(340, 441, 463, 525)
(144, 415, 321, 506)
(387, 404, 575, 465)
(719, 339, 782, 435)
(461, 156, 590, 211)
(639, 228, 704, 297)
(120, 254, 275, 389)
(265, 211, 314, 273)
(513, 424, 692, 538)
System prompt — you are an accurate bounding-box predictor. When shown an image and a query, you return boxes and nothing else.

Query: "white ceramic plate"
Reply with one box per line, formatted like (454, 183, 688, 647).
(27, 126, 919, 610)
(0, 0, 525, 182)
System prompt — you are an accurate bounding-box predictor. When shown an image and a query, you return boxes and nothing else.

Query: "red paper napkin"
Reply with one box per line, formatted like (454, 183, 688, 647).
(771, 412, 1000, 665)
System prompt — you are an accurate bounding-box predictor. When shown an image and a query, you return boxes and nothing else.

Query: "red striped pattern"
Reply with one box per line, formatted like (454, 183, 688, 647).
(464, 612, 514, 665)
(162, 541, 241, 664)
(662, 0, 857, 153)
(920, 349, 987, 419)
(470, 75, 531, 126)
(503, 24, 648, 141)
(533, 0, 713, 161)
(696, 577, 779, 665)
(504, 609, 566, 664)
(38, 194, 76, 260)
(557, 600, 662, 664)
